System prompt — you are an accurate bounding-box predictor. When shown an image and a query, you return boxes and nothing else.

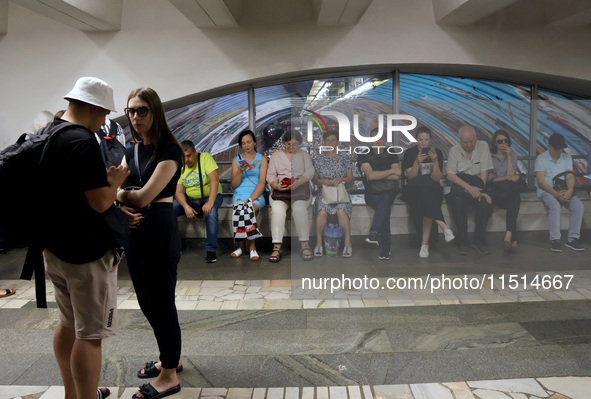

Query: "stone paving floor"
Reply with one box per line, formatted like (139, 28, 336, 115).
(1, 236, 590, 398)
(2, 376, 591, 399)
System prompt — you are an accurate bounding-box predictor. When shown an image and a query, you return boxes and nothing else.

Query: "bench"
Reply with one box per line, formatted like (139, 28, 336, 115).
(177, 191, 591, 239)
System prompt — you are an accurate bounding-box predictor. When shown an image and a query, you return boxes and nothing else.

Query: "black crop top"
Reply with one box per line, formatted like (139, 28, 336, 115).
(125, 141, 183, 199)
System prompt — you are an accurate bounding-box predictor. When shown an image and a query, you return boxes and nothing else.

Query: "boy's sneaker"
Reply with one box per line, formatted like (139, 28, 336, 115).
(550, 240, 562, 253)
(565, 238, 584, 251)
(419, 245, 429, 258)
(365, 231, 379, 246)
(379, 250, 390, 260)
(443, 228, 455, 243)
(206, 251, 217, 263)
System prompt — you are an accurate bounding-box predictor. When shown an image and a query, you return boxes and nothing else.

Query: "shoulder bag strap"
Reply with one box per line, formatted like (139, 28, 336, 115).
(197, 153, 205, 199)
(134, 144, 143, 186)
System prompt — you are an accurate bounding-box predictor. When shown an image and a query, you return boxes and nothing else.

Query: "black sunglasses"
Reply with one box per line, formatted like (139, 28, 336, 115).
(124, 106, 150, 118)
(496, 139, 510, 144)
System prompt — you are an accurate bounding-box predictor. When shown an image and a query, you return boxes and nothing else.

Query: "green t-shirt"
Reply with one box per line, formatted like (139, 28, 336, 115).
(177, 152, 223, 199)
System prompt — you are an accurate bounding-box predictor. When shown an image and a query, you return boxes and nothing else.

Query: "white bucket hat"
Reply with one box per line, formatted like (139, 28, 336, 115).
(64, 77, 117, 112)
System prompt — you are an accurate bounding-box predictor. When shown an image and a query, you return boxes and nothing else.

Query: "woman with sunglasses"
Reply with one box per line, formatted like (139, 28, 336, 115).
(117, 88, 184, 399)
(488, 129, 522, 253)
(231, 130, 268, 260)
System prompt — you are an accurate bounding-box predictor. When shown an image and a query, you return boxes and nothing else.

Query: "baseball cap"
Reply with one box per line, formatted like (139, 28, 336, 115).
(548, 133, 567, 149)
(64, 77, 116, 112)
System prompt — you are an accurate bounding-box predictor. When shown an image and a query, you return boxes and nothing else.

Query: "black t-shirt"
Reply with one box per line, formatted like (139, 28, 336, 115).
(401, 146, 444, 177)
(357, 150, 399, 193)
(42, 120, 112, 264)
(124, 142, 183, 199)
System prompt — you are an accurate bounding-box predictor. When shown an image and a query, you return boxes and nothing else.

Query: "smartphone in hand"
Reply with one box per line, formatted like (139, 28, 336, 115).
(238, 159, 249, 168)
(421, 147, 432, 155)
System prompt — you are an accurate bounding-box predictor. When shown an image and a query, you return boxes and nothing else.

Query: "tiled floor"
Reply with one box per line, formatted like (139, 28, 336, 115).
(2, 269, 591, 310)
(2, 376, 591, 399)
(1, 238, 591, 398)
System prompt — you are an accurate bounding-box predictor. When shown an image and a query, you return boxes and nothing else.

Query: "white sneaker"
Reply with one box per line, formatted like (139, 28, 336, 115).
(444, 228, 455, 243)
(419, 245, 429, 258)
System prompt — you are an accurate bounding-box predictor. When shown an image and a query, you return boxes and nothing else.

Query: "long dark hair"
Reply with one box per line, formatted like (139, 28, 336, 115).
(490, 129, 512, 154)
(238, 130, 257, 151)
(127, 87, 183, 166)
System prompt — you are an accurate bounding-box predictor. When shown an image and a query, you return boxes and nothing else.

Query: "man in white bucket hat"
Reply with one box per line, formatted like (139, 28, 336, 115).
(43, 77, 129, 399)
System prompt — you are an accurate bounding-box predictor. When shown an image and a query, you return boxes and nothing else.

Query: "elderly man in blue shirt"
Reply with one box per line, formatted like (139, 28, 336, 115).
(535, 132, 585, 252)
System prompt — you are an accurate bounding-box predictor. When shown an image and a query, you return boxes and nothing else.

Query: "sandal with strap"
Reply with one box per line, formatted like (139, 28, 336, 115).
(314, 246, 323, 257)
(342, 246, 353, 258)
(97, 388, 110, 399)
(0, 288, 16, 298)
(138, 361, 183, 378)
(301, 245, 313, 261)
(269, 247, 282, 263)
(132, 383, 181, 399)
(231, 248, 243, 258)
(250, 250, 260, 261)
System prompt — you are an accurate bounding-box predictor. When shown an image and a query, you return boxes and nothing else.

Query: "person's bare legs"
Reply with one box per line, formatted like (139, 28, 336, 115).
(53, 325, 77, 399)
(315, 210, 328, 248)
(71, 338, 102, 399)
(134, 368, 179, 398)
(250, 204, 260, 255)
(336, 209, 352, 248)
(54, 324, 103, 399)
(434, 219, 449, 231)
(422, 217, 434, 246)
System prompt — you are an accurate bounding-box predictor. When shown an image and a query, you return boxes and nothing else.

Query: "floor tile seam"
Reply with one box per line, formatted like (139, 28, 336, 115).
(4, 376, 591, 398)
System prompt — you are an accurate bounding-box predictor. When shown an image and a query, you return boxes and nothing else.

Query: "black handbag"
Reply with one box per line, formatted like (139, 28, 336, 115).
(449, 172, 485, 200)
(488, 174, 528, 197)
(553, 171, 574, 191)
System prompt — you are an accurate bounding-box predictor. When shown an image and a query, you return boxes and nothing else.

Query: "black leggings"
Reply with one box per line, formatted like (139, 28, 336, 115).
(126, 203, 182, 369)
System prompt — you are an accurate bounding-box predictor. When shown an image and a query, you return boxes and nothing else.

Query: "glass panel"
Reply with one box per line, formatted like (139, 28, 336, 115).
(537, 89, 591, 175)
(399, 74, 532, 173)
(165, 91, 249, 187)
(254, 74, 394, 194)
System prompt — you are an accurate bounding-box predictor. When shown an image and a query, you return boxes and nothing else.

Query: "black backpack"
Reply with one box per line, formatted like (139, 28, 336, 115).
(97, 121, 126, 168)
(0, 122, 72, 250)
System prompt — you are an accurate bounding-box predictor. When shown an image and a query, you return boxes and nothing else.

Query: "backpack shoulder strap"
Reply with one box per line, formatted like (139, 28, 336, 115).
(38, 122, 74, 165)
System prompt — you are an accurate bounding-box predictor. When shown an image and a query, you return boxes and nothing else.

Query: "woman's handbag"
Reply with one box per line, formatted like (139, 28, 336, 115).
(271, 183, 311, 202)
(322, 182, 350, 204)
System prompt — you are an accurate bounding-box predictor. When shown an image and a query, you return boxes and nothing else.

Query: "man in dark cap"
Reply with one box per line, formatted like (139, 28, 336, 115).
(535, 132, 584, 252)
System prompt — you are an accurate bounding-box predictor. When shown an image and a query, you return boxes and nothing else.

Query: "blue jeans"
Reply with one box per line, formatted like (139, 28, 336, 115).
(173, 193, 223, 252)
(538, 191, 584, 241)
(365, 189, 397, 253)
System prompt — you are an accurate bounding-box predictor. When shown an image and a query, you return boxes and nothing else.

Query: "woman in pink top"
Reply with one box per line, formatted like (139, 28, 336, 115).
(266, 130, 315, 262)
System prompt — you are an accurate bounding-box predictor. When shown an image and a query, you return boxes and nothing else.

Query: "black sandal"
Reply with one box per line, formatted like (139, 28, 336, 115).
(132, 383, 181, 399)
(137, 361, 183, 378)
(301, 245, 313, 261)
(97, 388, 110, 399)
(269, 247, 282, 263)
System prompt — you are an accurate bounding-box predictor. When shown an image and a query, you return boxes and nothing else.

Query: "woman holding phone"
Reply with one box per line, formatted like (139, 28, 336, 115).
(402, 126, 454, 258)
(231, 130, 268, 260)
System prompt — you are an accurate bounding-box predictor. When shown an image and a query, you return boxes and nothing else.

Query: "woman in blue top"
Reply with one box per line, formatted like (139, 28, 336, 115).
(231, 130, 268, 260)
